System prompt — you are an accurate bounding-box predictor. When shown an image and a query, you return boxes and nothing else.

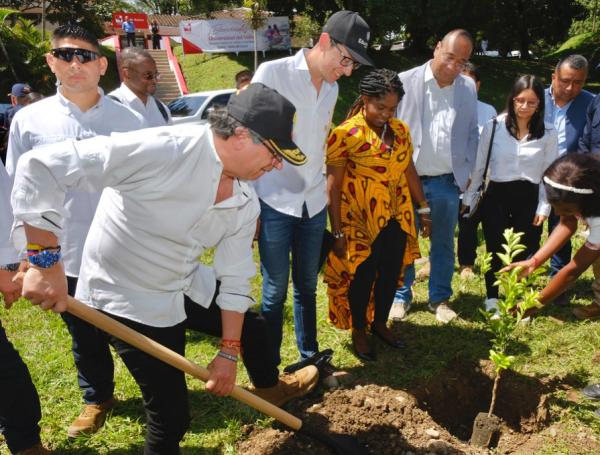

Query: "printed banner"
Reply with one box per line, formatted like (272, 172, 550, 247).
(112, 12, 149, 30)
(180, 17, 291, 54)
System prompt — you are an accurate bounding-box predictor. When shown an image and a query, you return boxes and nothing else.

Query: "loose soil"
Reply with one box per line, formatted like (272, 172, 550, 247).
(237, 359, 600, 454)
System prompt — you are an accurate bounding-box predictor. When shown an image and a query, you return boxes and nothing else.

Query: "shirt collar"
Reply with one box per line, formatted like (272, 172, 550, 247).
(425, 61, 455, 89)
(56, 87, 105, 114)
(550, 88, 574, 112)
(119, 82, 144, 105)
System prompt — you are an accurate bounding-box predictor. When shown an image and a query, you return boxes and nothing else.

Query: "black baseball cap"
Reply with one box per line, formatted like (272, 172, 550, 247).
(323, 10, 374, 67)
(227, 83, 307, 166)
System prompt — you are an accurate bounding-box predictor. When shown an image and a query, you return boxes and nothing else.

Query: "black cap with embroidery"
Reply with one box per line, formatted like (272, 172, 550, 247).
(323, 10, 374, 67)
(227, 83, 307, 166)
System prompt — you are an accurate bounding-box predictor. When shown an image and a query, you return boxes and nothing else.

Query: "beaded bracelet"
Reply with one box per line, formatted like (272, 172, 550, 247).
(28, 249, 62, 269)
(416, 207, 431, 215)
(217, 350, 238, 363)
(332, 230, 345, 239)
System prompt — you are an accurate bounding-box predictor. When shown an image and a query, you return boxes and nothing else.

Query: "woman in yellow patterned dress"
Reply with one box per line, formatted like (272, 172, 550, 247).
(325, 69, 430, 361)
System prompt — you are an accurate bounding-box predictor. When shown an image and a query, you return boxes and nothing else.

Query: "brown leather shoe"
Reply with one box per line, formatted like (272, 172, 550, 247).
(16, 443, 50, 455)
(573, 302, 600, 320)
(250, 365, 319, 407)
(67, 398, 115, 438)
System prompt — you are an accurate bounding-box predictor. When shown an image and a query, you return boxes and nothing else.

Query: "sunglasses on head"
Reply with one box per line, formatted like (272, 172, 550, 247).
(51, 47, 101, 64)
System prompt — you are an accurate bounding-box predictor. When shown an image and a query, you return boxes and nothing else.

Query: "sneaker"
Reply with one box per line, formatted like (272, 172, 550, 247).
(388, 299, 411, 321)
(16, 444, 50, 455)
(428, 301, 457, 323)
(582, 383, 600, 400)
(573, 302, 600, 320)
(67, 398, 115, 438)
(484, 298, 500, 320)
(459, 265, 476, 279)
(250, 365, 319, 407)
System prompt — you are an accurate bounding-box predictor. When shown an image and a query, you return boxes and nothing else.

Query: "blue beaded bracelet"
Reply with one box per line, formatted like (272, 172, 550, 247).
(28, 249, 62, 269)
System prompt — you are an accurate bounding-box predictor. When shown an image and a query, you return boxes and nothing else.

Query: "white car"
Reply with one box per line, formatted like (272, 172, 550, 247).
(167, 88, 235, 125)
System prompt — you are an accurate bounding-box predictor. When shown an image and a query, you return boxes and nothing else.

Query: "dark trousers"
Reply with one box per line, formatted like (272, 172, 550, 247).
(152, 35, 161, 49)
(457, 199, 483, 266)
(61, 276, 115, 405)
(547, 209, 572, 276)
(482, 180, 542, 298)
(185, 293, 279, 388)
(348, 220, 407, 329)
(0, 319, 42, 453)
(126, 32, 136, 47)
(63, 309, 189, 454)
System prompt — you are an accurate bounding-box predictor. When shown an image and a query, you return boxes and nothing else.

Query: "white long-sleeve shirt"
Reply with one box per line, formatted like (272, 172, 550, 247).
(5, 89, 145, 277)
(108, 83, 172, 127)
(464, 113, 559, 216)
(252, 49, 338, 217)
(11, 124, 259, 327)
(1, 165, 19, 266)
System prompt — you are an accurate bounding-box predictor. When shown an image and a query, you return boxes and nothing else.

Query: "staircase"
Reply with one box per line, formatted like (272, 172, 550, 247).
(147, 49, 182, 104)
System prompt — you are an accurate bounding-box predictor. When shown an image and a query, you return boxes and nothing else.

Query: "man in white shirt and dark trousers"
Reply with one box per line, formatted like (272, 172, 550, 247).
(109, 47, 172, 126)
(252, 10, 374, 369)
(12, 83, 317, 454)
(6, 24, 145, 439)
(544, 54, 593, 307)
(392, 29, 479, 323)
(1, 165, 49, 455)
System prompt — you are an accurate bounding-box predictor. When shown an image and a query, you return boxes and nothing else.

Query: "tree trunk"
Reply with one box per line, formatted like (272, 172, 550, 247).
(488, 370, 501, 417)
(253, 29, 258, 72)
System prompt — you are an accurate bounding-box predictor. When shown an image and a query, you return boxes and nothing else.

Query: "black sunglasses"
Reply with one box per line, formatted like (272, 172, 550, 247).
(51, 47, 101, 64)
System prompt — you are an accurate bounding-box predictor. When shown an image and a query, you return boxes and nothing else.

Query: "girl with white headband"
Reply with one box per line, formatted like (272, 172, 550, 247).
(505, 153, 600, 319)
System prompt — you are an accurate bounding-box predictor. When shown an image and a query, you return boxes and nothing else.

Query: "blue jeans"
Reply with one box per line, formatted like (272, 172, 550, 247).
(258, 200, 326, 365)
(548, 210, 572, 277)
(395, 174, 459, 304)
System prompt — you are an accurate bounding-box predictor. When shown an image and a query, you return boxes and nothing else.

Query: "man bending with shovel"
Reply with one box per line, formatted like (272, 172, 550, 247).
(11, 83, 318, 454)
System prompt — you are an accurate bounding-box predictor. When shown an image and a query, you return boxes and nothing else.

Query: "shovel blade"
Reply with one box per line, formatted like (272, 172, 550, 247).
(300, 427, 368, 455)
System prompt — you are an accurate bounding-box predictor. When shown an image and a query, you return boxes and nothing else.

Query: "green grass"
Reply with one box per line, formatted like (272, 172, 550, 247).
(3, 49, 600, 454)
(2, 231, 600, 453)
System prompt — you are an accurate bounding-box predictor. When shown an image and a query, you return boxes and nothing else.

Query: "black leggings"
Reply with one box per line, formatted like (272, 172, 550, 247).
(482, 180, 542, 298)
(348, 220, 407, 329)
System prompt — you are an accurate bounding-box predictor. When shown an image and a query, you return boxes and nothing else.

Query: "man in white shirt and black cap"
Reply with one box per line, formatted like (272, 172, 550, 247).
(252, 10, 374, 372)
(12, 83, 317, 454)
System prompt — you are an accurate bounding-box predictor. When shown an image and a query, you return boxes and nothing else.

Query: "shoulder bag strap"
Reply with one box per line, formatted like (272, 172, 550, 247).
(479, 117, 498, 191)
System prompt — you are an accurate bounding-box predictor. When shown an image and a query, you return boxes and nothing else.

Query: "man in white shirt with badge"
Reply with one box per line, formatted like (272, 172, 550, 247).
(252, 10, 374, 369)
(12, 83, 315, 455)
(5, 24, 145, 439)
(109, 47, 172, 127)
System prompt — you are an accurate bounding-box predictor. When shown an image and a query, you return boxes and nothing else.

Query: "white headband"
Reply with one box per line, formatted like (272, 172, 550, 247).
(543, 176, 594, 194)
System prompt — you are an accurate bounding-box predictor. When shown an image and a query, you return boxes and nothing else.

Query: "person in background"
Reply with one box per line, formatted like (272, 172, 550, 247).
(544, 54, 593, 307)
(391, 29, 479, 323)
(23, 92, 44, 106)
(4, 83, 31, 130)
(109, 47, 171, 127)
(455, 62, 497, 280)
(151, 20, 161, 50)
(5, 23, 144, 440)
(252, 10, 374, 370)
(235, 69, 253, 90)
(325, 68, 428, 361)
(122, 17, 136, 47)
(1, 165, 49, 455)
(463, 75, 558, 315)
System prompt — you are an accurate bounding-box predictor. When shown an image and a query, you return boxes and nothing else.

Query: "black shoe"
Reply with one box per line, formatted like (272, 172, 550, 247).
(351, 333, 376, 362)
(582, 383, 600, 400)
(371, 327, 406, 349)
(283, 348, 334, 374)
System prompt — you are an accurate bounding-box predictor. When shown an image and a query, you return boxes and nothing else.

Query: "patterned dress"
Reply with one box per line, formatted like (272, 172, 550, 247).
(324, 112, 420, 329)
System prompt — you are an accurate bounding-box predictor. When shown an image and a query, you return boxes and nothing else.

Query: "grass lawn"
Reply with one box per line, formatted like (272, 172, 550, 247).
(2, 49, 600, 454)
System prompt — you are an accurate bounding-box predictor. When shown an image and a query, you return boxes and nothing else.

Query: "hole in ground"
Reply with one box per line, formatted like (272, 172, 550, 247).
(412, 359, 551, 442)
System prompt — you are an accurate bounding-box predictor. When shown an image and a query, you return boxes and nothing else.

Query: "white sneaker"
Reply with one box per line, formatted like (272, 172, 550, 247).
(428, 302, 457, 323)
(389, 300, 411, 321)
(484, 298, 500, 320)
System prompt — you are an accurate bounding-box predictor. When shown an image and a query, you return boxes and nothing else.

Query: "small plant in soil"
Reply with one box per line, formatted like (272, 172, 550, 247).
(471, 228, 544, 447)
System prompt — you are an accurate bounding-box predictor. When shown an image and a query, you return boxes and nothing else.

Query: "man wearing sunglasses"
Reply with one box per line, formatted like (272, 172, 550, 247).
(6, 24, 145, 440)
(109, 47, 172, 127)
(11, 83, 314, 455)
(251, 10, 373, 372)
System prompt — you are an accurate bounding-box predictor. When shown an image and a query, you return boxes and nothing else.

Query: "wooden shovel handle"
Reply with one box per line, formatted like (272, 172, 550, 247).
(66, 296, 303, 430)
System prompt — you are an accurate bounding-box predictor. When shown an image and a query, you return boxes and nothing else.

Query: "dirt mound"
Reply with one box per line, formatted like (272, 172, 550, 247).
(237, 359, 600, 454)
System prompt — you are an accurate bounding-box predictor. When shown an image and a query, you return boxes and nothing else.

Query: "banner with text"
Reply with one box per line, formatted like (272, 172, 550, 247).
(180, 17, 290, 54)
